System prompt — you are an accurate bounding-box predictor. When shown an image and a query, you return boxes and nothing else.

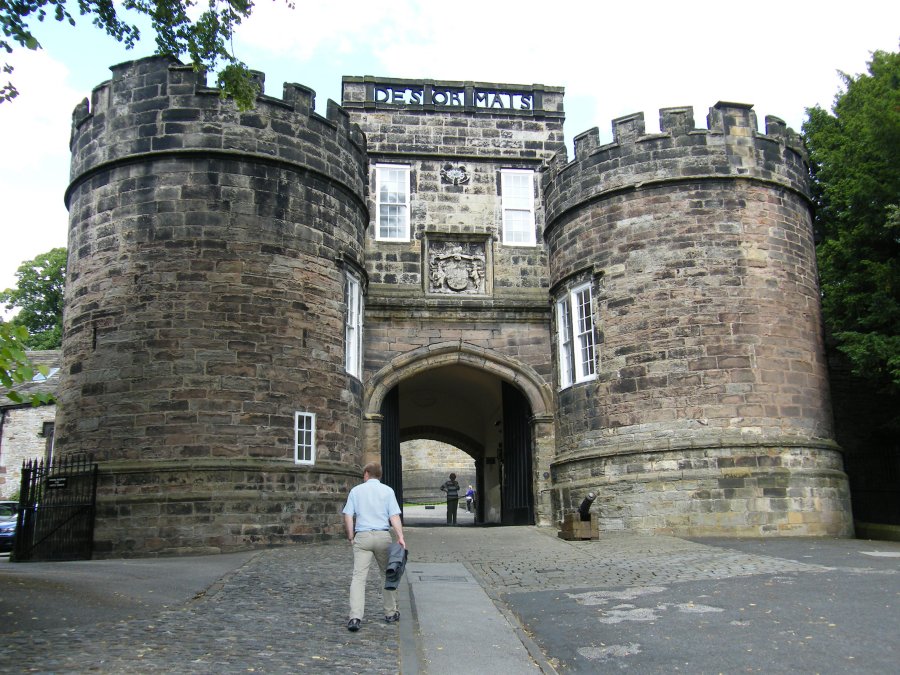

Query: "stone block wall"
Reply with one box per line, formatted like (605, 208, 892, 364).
(343, 78, 562, 427)
(0, 405, 55, 498)
(364, 312, 553, 384)
(57, 56, 369, 556)
(401, 439, 476, 502)
(553, 446, 851, 536)
(342, 76, 564, 296)
(343, 78, 565, 523)
(543, 103, 853, 536)
(57, 60, 856, 552)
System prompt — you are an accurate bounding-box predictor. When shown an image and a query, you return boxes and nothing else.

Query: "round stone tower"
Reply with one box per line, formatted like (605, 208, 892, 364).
(58, 56, 368, 556)
(543, 102, 853, 536)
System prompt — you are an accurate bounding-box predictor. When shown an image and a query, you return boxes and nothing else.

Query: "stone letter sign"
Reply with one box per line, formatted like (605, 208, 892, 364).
(372, 83, 534, 111)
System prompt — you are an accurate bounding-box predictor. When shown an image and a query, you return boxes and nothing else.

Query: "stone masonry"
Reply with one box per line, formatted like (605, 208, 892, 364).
(342, 76, 565, 526)
(543, 105, 851, 535)
(0, 351, 59, 498)
(401, 439, 476, 503)
(58, 57, 368, 555)
(0, 405, 55, 498)
(55, 58, 853, 556)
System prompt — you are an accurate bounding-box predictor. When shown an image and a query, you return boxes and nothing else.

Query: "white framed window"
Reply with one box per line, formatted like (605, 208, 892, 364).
(556, 282, 596, 388)
(501, 169, 536, 246)
(557, 298, 575, 388)
(345, 272, 363, 378)
(294, 412, 316, 465)
(375, 164, 411, 241)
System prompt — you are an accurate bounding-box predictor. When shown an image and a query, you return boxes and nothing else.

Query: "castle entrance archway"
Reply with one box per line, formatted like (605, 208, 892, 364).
(364, 343, 555, 526)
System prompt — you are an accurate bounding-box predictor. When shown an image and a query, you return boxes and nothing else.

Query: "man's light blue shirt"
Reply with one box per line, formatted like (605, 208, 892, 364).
(342, 478, 401, 533)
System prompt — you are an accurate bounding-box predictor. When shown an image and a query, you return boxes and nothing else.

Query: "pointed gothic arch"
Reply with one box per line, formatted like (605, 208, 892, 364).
(362, 342, 556, 526)
(364, 341, 553, 419)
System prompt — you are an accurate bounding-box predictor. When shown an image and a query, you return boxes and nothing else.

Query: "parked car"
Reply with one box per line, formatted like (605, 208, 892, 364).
(0, 501, 18, 553)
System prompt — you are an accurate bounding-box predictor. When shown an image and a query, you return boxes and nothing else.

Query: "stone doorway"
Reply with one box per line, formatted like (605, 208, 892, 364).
(364, 342, 556, 527)
(383, 364, 511, 525)
(400, 439, 477, 525)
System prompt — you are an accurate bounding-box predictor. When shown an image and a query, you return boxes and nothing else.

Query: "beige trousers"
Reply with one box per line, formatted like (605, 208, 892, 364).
(349, 530, 397, 620)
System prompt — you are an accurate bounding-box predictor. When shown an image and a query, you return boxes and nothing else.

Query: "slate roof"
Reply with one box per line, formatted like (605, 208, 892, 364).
(2, 350, 61, 409)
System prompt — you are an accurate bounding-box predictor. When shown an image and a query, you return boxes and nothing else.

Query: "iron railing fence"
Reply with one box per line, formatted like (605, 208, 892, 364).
(13, 453, 98, 562)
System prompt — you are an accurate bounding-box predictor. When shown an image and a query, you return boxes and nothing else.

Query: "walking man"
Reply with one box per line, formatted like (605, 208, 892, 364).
(342, 462, 406, 632)
(440, 472, 460, 525)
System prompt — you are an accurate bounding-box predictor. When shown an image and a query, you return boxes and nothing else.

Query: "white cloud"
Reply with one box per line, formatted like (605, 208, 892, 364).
(237, 0, 390, 60)
(1, 49, 77, 168)
(0, 50, 74, 291)
(0, 0, 896, 294)
(235, 0, 898, 146)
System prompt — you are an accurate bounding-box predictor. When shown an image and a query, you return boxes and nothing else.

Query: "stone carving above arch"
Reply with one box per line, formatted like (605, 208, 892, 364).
(424, 233, 492, 296)
(364, 341, 553, 420)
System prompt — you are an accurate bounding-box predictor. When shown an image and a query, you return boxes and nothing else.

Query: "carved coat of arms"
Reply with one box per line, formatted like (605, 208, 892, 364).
(429, 242, 486, 294)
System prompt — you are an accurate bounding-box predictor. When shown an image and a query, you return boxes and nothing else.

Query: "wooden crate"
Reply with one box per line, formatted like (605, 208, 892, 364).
(557, 512, 599, 540)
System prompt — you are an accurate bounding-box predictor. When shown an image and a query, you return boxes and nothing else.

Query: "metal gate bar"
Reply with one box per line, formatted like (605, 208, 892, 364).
(13, 453, 98, 562)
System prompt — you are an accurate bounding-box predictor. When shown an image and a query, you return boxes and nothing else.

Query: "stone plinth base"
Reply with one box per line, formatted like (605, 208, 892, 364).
(558, 512, 599, 540)
(89, 459, 358, 558)
(551, 443, 855, 538)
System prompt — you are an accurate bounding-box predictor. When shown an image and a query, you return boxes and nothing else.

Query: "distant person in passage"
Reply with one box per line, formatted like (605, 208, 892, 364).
(342, 462, 406, 633)
(466, 485, 475, 513)
(440, 472, 460, 525)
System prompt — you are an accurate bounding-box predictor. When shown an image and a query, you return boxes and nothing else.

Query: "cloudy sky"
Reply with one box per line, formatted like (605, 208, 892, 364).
(0, 1, 897, 295)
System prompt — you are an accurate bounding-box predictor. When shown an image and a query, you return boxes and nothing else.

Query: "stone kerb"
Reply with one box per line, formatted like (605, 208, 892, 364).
(67, 55, 367, 208)
(542, 101, 809, 229)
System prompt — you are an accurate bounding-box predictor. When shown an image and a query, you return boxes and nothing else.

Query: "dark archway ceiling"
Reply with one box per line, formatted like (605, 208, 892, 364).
(398, 364, 502, 453)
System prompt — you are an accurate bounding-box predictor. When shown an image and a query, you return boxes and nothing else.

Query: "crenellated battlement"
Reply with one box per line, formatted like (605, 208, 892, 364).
(57, 59, 852, 551)
(67, 55, 367, 207)
(543, 101, 808, 227)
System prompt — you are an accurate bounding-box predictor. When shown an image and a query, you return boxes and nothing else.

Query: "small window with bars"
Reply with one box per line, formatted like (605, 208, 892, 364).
(294, 412, 316, 465)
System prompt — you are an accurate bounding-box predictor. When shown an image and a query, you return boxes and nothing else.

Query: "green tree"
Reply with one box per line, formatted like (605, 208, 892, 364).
(803, 47, 900, 392)
(0, 0, 281, 109)
(0, 247, 66, 350)
(0, 321, 52, 404)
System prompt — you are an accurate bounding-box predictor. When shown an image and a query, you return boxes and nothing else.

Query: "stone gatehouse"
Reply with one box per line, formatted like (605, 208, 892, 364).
(54, 56, 853, 557)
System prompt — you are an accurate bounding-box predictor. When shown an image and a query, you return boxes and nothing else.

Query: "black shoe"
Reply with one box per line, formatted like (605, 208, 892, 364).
(347, 618, 361, 632)
(385, 611, 400, 623)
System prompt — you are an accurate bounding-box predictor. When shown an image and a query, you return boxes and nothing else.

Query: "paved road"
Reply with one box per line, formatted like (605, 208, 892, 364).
(1, 506, 897, 673)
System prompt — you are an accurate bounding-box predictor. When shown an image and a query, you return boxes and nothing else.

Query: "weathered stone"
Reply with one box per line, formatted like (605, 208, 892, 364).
(46, 60, 853, 556)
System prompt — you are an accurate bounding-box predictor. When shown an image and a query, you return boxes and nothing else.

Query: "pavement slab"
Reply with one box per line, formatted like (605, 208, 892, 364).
(0, 508, 897, 674)
(406, 562, 540, 674)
